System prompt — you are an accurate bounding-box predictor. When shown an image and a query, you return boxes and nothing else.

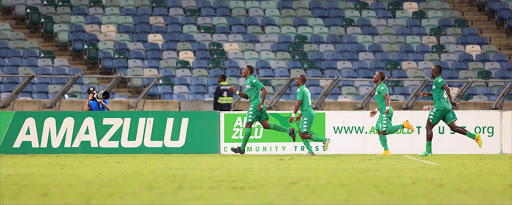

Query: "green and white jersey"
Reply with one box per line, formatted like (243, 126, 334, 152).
(296, 85, 313, 113)
(244, 75, 264, 106)
(432, 76, 452, 110)
(375, 83, 392, 114)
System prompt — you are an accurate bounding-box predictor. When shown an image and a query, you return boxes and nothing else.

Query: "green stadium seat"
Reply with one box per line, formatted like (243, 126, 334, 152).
(330, 27, 346, 36)
(296, 9, 313, 18)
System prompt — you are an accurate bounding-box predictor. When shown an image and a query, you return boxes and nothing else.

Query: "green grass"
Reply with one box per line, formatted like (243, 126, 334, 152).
(1, 154, 511, 205)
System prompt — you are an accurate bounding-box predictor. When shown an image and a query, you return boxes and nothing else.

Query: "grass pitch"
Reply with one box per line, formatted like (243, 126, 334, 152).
(1, 154, 511, 205)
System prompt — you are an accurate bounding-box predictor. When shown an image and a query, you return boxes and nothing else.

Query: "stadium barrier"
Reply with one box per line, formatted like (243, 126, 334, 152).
(0, 111, 509, 154)
(221, 111, 511, 154)
(0, 111, 219, 154)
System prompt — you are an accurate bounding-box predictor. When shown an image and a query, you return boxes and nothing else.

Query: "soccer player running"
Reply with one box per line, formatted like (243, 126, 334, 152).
(369, 72, 415, 156)
(229, 65, 296, 154)
(419, 65, 482, 157)
(288, 75, 330, 156)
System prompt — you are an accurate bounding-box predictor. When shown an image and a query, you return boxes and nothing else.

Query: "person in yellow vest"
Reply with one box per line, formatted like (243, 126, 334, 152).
(213, 75, 233, 111)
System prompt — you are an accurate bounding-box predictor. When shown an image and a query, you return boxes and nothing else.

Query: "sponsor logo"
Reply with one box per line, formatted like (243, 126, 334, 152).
(13, 117, 189, 148)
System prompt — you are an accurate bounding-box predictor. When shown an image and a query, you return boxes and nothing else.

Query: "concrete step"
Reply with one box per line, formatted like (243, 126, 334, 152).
(453, 3, 475, 7)
(444, 0, 469, 3)
(464, 15, 488, 21)
(492, 41, 512, 47)
(472, 24, 499, 30)
(459, 7, 478, 12)
(481, 33, 508, 38)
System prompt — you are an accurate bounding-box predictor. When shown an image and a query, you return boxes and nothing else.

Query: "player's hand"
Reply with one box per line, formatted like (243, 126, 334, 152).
(230, 85, 237, 93)
(420, 92, 429, 97)
(369, 111, 377, 118)
(257, 104, 263, 110)
(451, 101, 459, 108)
(295, 114, 301, 122)
(385, 109, 390, 115)
(288, 117, 294, 123)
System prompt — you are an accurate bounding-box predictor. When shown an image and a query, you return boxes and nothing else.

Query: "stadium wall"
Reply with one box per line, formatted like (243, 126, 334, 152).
(1, 99, 511, 111)
(221, 111, 509, 155)
(0, 111, 509, 154)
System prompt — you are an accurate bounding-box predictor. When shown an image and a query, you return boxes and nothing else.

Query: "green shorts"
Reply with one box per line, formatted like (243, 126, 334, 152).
(299, 111, 315, 133)
(375, 110, 394, 132)
(246, 104, 269, 123)
(428, 109, 457, 125)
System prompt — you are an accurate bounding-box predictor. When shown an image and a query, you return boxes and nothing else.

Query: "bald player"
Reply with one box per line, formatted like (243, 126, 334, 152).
(370, 72, 415, 156)
(418, 65, 482, 157)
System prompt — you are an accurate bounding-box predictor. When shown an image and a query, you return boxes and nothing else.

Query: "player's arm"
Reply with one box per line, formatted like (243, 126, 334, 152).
(420, 92, 433, 97)
(230, 86, 248, 99)
(258, 86, 267, 110)
(289, 99, 301, 123)
(442, 83, 458, 107)
(383, 93, 390, 115)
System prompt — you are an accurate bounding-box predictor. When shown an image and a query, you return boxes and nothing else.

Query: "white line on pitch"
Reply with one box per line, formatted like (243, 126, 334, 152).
(403, 155, 440, 165)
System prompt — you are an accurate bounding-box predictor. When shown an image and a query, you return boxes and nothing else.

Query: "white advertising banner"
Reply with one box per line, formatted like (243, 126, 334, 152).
(326, 111, 502, 154)
(221, 111, 505, 154)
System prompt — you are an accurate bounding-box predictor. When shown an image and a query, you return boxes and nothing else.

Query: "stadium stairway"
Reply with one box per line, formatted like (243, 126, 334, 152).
(447, 0, 512, 60)
(0, 12, 137, 98)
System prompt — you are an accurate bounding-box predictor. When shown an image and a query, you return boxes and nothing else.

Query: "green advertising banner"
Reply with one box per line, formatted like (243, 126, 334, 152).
(221, 112, 326, 154)
(0, 111, 219, 154)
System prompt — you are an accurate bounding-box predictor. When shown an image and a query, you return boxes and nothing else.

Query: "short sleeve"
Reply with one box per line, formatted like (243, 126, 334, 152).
(296, 88, 303, 101)
(377, 85, 388, 95)
(104, 100, 109, 105)
(252, 78, 264, 90)
(434, 78, 445, 88)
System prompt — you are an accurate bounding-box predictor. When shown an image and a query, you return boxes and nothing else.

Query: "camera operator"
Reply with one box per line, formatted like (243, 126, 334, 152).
(83, 87, 111, 111)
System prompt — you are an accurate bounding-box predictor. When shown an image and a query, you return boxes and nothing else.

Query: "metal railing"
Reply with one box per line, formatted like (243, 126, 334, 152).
(0, 74, 160, 111)
(2, 74, 511, 111)
(230, 76, 512, 111)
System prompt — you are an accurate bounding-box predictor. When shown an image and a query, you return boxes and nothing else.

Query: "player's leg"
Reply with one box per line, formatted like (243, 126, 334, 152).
(258, 109, 296, 139)
(298, 130, 314, 154)
(445, 111, 482, 147)
(420, 118, 436, 157)
(231, 121, 253, 154)
(420, 109, 442, 156)
(299, 112, 329, 151)
(231, 106, 258, 154)
(376, 115, 390, 155)
(260, 119, 296, 142)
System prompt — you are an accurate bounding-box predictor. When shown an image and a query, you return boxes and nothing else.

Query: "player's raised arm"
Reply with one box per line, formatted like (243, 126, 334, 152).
(230, 86, 249, 99)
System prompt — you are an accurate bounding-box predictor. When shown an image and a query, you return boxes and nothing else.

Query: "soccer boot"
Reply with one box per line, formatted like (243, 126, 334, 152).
(289, 127, 296, 142)
(403, 120, 415, 132)
(419, 151, 432, 157)
(305, 152, 315, 156)
(475, 133, 482, 148)
(231, 147, 245, 154)
(323, 138, 331, 151)
(380, 150, 391, 156)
